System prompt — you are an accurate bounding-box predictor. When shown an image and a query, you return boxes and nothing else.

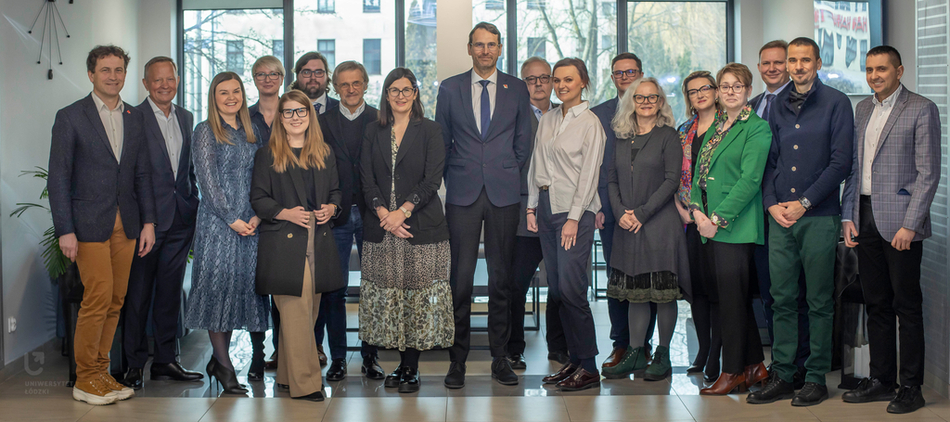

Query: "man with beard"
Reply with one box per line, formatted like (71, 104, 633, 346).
(290, 51, 339, 115)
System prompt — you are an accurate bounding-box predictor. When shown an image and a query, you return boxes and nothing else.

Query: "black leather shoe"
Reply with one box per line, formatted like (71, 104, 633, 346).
(362, 355, 385, 380)
(326, 358, 347, 381)
(444, 362, 466, 389)
(398, 367, 420, 394)
(151, 362, 204, 382)
(491, 357, 519, 386)
(686, 364, 704, 374)
(842, 377, 897, 403)
(791, 382, 829, 406)
(547, 351, 570, 365)
(887, 385, 925, 414)
(507, 354, 526, 370)
(121, 368, 144, 390)
(292, 391, 325, 402)
(747, 373, 795, 404)
(385, 366, 403, 388)
(543, 363, 579, 384)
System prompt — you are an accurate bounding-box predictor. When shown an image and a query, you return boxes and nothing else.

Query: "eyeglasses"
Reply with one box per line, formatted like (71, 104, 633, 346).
(281, 107, 309, 119)
(470, 42, 500, 51)
(687, 85, 715, 97)
(387, 87, 417, 98)
(612, 69, 641, 79)
(254, 72, 282, 81)
(633, 94, 660, 104)
(718, 84, 747, 93)
(335, 81, 365, 91)
(524, 75, 551, 85)
(298, 69, 326, 78)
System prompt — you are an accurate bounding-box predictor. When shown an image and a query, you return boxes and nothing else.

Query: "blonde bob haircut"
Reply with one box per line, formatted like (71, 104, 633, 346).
(611, 77, 676, 139)
(252, 55, 285, 78)
(268, 90, 330, 173)
(207, 72, 257, 145)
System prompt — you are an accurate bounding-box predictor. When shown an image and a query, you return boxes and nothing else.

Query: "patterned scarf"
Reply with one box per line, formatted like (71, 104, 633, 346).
(695, 105, 753, 190)
(677, 109, 723, 205)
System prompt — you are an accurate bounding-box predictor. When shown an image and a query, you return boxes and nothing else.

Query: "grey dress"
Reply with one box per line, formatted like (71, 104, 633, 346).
(185, 120, 270, 332)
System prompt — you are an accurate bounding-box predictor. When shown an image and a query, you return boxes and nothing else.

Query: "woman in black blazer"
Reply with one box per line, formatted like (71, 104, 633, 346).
(358, 67, 453, 393)
(250, 90, 342, 402)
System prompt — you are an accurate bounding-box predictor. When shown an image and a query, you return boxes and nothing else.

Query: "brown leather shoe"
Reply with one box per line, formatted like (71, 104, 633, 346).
(317, 345, 328, 367)
(601, 347, 626, 368)
(542, 363, 578, 384)
(556, 368, 601, 391)
(744, 362, 768, 389)
(700, 372, 748, 395)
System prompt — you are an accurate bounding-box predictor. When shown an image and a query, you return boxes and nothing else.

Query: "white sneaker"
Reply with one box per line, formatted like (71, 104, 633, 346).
(99, 372, 135, 400)
(72, 379, 119, 405)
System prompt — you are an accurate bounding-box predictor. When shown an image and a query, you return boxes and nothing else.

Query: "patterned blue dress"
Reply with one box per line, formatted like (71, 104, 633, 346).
(185, 119, 270, 332)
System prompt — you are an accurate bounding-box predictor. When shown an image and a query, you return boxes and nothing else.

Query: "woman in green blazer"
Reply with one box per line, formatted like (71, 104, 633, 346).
(689, 63, 771, 395)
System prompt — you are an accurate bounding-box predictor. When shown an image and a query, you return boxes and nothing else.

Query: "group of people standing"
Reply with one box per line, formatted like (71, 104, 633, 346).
(48, 20, 938, 416)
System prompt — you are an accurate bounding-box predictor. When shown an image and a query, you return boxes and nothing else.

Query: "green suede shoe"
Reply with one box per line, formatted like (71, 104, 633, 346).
(602, 346, 649, 379)
(643, 346, 672, 381)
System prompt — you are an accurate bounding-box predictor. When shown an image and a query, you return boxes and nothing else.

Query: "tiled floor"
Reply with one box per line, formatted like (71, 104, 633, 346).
(1, 300, 946, 421)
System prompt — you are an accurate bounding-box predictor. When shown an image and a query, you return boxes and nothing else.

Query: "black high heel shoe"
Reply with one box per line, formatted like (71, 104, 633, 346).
(207, 356, 248, 394)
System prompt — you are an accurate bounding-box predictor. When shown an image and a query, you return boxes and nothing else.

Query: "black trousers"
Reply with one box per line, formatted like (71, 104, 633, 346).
(702, 240, 764, 374)
(506, 235, 567, 355)
(123, 210, 195, 368)
(446, 188, 519, 361)
(856, 196, 925, 386)
(537, 191, 598, 360)
(686, 224, 721, 371)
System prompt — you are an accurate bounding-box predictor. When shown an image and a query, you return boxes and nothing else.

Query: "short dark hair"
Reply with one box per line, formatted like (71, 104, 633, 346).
(788, 37, 820, 60)
(469, 22, 502, 45)
(87, 45, 130, 73)
(867, 45, 902, 67)
(758, 40, 788, 58)
(378, 67, 425, 126)
(294, 51, 330, 77)
(611, 52, 642, 72)
(143, 56, 178, 79)
(553, 57, 590, 89)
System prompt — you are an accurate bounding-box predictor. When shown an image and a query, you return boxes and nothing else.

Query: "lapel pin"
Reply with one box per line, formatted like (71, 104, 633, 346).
(503, 84, 508, 89)
(126, 110, 131, 114)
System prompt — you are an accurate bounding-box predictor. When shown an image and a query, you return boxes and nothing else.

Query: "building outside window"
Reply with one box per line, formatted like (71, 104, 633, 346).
(363, 39, 382, 75)
(318, 39, 336, 70)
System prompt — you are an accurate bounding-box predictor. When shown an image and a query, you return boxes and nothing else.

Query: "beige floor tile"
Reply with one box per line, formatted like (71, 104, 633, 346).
(445, 396, 569, 422)
(677, 395, 818, 421)
(804, 400, 945, 421)
(321, 397, 446, 422)
(0, 396, 93, 421)
(563, 395, 694, 421)
(78, 397, 216, 422)
(198, 397, 329, 422)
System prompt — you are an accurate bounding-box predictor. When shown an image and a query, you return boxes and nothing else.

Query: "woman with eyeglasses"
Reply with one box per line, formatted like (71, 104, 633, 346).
(250, 90, 341, 402)
(600, 77, 690, 382)
(527, 58, 605, 391)
(358, 67, 453, 394)
(185, 72, 269, 395)
(677, 71, 724, 384)
(689, 63, 771, 395)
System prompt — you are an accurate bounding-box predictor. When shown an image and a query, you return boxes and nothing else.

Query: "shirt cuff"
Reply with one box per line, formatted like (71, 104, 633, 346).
(567, 206, 584, 222)
(710, 212, 730, 229)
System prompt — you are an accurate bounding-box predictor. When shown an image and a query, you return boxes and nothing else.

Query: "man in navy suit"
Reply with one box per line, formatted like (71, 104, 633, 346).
(290, 51, 339, 115)
(436, 22, 533, 388)
(120, 57, 203, 390)
(48, 45, 156, 405)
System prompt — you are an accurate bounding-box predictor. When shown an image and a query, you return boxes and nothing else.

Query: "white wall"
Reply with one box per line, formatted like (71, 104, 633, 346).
(437, 0, 474, 80)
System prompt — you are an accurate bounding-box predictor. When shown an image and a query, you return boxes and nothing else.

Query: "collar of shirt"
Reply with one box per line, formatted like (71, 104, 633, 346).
(340, 101, 366, 121)
(312, 93, 327, 110)
(92, 91, 124, 113)
(767, 80, 792, 96)
(554, 101, 590, 135)
(530, 104, 545, 121)
(872, 83, 902, 108)
(147, 96, 176, 119)
(471, 68, 498, 86)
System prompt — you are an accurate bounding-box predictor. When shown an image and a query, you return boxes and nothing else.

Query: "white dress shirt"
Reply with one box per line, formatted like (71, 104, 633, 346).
(312, 93, 328, 114)
(527, 101, 606, 221)
(91, 91, 125, 162)
(340, 101, 366, 121)
(471, 68, 498, 133)
(147, 97, 184, 179)
(861, 84, 903, 195)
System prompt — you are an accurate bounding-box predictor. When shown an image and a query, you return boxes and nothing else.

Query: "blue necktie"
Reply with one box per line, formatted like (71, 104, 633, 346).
(314, 102, 323, 115)
(479, 80, 491, 140)
(763, 93, 775, 123)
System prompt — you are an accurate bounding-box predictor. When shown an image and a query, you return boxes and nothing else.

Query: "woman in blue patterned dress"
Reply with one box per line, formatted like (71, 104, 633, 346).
(185, 72, 270, 394)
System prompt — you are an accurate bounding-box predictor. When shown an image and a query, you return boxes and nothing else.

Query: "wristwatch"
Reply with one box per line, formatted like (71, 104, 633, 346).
(798, 197, 812, 211)
(399, 206, 412, 218)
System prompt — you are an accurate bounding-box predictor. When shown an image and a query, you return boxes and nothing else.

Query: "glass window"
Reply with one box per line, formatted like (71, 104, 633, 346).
(272, 39, 284, 59)
(628, 1, 728, 120)
(318, 39, 336, 70)
(473, 0, 508, 72)
(364, 0, 381, 13)
(485, 0, 505, 10)
(814, 0, 873, 95)
(182, 9, 284, 120)
(318, 0, 335, 13)
(527, 37, 545, 59)
(363, 39, 382, 75)
(405, 0, 438, 118)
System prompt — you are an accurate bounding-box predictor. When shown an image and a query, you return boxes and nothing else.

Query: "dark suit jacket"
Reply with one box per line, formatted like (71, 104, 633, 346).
(749, 82, 790, 119)
(321, 104, 378, 225)
(360, 118, 450, 245)
(436, 69, 533, 207)
(591, 97, 619, 224)
(136, 100, 199, 232)
(250, 147, 342, 297)
(48, 94, 156, 242)
(321, 97, 340, 114)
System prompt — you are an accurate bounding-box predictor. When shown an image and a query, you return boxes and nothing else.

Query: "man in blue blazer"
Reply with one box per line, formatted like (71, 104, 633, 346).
(841, 46, 940, 414)
(436, 22, 533, 388)
(120, 57, 203, 390)
(48, 45, 156, 405)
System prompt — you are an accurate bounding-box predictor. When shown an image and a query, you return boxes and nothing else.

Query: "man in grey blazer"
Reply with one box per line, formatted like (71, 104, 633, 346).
(435, 22, 533, 388)
(841, 46, 941, 415)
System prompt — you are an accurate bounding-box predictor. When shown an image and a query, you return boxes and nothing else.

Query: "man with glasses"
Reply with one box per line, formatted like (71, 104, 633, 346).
(748, 37, 853, 407)
(435, 21, 533, 388)
(290, 51, 338, 115)
(317, 61, 385, 382)
(505, 57, 568, 370)
(591, 52, 657, 374)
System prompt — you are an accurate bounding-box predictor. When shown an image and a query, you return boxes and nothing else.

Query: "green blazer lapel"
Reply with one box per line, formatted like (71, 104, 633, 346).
(708, 121, 746, 170)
